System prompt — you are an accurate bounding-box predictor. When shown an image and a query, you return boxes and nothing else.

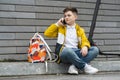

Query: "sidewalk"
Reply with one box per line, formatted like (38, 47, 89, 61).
(0, 72, 120, 80)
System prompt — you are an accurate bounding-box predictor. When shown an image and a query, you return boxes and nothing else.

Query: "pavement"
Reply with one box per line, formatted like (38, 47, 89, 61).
(0, 72, 120, 80)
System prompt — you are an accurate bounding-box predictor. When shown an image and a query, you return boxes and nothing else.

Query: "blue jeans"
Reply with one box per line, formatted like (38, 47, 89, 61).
(60, 46, 99, 70)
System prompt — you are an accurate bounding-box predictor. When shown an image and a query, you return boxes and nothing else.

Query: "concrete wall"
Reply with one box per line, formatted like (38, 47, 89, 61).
(0, 0, 120, 61)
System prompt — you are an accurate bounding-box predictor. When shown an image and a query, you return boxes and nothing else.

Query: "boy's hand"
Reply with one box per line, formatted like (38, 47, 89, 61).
(56, 18, 65, 26)
(81, 46, 88, 57)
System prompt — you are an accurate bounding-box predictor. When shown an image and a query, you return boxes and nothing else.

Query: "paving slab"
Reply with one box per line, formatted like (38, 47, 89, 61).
(0, 72, 120, 80)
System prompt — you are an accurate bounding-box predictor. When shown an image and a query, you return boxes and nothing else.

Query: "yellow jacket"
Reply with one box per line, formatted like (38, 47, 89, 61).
(44, 23, 91, 63)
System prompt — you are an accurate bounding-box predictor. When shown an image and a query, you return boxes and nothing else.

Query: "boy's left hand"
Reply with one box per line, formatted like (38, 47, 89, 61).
(81, 46, 88, 57)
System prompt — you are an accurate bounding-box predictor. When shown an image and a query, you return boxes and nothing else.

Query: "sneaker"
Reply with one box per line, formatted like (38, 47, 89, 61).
(84, 64, 98, 74)
(68, 64, 78, 74)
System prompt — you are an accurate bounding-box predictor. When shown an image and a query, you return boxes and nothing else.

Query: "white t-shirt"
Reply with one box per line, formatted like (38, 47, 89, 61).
(64, 24, 78, 48)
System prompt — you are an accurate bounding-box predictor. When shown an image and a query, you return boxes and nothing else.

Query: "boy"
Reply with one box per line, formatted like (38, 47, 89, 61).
(44, 7, 99, 74)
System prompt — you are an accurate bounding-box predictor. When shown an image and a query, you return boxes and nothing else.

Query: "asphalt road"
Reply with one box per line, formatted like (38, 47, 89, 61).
(0, 72, 120, 80)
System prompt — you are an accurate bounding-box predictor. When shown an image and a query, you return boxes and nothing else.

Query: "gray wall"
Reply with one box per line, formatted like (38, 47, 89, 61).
(0, 0, 120, 61)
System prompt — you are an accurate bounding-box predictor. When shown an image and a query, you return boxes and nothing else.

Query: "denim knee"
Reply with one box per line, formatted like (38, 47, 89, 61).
(91, 46, 99, 56)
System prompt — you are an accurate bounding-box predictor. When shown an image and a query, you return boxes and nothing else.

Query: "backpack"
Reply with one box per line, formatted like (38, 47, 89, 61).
(28, 33, 58, 72)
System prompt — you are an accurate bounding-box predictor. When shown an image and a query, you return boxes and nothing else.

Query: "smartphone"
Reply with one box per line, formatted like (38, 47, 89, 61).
(62, 19, 66, 25)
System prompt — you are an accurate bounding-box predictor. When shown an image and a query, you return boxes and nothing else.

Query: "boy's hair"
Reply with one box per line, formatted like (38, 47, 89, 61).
(63, 7, 78, 15)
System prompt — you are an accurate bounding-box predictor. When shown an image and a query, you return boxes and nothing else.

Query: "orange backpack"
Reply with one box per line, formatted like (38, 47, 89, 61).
(28, 33, 52, 63)
(28, 33, 58, 72)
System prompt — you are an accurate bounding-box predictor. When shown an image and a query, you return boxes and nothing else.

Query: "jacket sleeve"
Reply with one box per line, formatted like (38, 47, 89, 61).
(44, 24, 58, 38)
(80, 28, 91, 48)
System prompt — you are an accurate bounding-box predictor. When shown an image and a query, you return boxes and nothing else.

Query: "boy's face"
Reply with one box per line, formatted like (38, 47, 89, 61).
(64, 11, 77, 26)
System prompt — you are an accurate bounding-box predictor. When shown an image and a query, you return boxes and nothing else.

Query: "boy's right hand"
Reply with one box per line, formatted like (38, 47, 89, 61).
(56, 18, 65, 26)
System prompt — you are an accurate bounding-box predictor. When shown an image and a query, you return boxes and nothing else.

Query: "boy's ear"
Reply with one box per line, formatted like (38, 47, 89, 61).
(75, 15, 78, 19)
(73, 13, 78, 19)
